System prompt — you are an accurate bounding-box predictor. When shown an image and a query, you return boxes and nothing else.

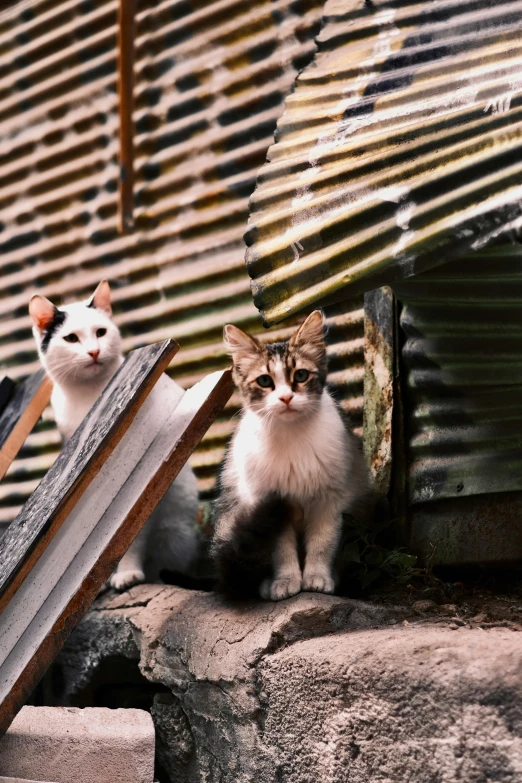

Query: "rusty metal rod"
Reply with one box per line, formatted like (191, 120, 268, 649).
(117, 0, 136, 233)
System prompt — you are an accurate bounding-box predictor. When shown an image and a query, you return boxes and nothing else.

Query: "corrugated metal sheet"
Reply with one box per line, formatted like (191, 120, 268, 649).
(394, 246, 522, 506)
(0, 0, 365, 524)
(245, 0, 522, 326)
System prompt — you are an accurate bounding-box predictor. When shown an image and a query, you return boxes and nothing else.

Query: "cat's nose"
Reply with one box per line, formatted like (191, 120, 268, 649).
(88, 349, 100, 361)
(279, 393, 294, 406)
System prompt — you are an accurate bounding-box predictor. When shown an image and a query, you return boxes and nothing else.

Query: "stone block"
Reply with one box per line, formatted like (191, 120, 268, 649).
(0, 707, 154, 783)
(0, 778, 57, 783)
(59, 586, 522, 782)
(0, 778, 57, 782)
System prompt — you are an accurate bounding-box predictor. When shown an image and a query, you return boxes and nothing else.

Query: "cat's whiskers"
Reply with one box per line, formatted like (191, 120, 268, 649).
(47, 360, 81, 382)
(250, 404, 279, 429)
(49, 358, 93, 384)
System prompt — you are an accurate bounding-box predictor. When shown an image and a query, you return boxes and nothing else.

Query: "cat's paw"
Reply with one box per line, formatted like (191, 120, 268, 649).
(302, 573, 335, 594)
(109, 569, 145, 592)
(260, 576, 302, 601)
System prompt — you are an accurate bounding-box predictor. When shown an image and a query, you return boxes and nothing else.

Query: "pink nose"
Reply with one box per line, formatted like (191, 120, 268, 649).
(88, 349, 100, 361)
(279, 393, 294, 406)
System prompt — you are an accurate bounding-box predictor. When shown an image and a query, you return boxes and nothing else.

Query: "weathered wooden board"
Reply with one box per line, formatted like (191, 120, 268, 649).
(0, 371, 52, 482)
(363, 288, 394, 497)
(0, 339, 177, 611)
(0, 353, 232, 735)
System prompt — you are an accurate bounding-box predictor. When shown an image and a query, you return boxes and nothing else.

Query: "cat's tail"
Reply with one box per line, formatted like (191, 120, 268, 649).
(212, 493, 291, 598)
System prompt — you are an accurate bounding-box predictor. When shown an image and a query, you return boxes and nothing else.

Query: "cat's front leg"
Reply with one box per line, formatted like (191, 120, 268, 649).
(109, 525, 148, 591)
(260, 523, 301, 601)
(302, 501, 341, 594)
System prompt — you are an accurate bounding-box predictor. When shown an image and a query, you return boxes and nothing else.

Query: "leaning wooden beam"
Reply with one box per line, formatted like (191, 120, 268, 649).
(0, 337, 232, 735)
(0, 370, 52, 482)
(0, 341, 177, 610)
(117, 0, 136, 233)
(0, 339, 178, 732)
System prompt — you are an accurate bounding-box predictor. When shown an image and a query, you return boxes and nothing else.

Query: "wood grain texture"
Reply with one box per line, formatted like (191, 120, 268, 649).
(0, 339, 177, 611)
(363, 287, 394, 497)
(0, 371, 52, 482)
(118, 0, 136, 233)
(0, 378, 15, 420)
(0, 368, 232, 736)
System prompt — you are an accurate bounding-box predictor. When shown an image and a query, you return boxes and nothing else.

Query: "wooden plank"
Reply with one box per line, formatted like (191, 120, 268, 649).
(0, 368, 232, 735)
(363, 287, 394, 497)
(0, 339, 177, 613)
(117, 0, 136, 233)
(0, 371, 52, 483)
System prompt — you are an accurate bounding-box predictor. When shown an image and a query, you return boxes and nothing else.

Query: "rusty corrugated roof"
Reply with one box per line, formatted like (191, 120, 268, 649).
(246, 0, 522, 325)
(0, 0, 365, 524)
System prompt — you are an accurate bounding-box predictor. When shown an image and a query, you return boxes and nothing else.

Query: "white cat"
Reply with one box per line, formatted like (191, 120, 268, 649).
(212, 311, 373, 601)
(29, 280, 199, 591)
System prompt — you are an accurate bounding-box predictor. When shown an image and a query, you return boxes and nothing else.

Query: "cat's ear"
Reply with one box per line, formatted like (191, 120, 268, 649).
(290, 310, 325, 356)
(224, 324, 262, 360)
(29, 295, 57, 332)
(88, 280, 112, 317)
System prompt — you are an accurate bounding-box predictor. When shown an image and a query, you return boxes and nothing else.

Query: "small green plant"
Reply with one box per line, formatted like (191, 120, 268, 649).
(340, 512, 418, 589)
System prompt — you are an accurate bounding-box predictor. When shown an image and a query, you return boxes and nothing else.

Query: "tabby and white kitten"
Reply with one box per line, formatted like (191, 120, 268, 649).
(29, 281, 199, 591)
(212, 311, 372, 601)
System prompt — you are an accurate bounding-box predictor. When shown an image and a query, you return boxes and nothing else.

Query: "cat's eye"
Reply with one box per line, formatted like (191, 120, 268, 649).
(294, 369, 310, 383)
(63, 333, 79, 343)
(96, 328, 107, 338)
(256, 374, 274, 389)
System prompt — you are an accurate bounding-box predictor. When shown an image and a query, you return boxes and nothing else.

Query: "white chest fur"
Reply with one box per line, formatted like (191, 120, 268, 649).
(51, 381, 107, 443)
(229, 393, 348, 505)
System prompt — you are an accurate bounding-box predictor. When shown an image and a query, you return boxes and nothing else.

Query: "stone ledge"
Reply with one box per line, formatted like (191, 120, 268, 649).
(0, 778, 57, 783)
(0, 707, 155, 783)
(259, 625, 522, 782)
(59, 586, 522, 783)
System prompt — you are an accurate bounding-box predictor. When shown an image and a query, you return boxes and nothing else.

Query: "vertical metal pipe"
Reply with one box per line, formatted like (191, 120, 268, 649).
(118, 0, 136, 233)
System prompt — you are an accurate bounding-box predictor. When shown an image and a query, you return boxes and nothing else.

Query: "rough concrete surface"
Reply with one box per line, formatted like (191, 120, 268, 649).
(59, 585, 522, 783)
(0, 706, 155, 783)
(0, 778, 57, 783)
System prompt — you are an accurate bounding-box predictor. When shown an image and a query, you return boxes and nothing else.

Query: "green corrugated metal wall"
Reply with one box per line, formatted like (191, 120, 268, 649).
(395, 246, 522, 505)
(394, 246, 522, 564)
